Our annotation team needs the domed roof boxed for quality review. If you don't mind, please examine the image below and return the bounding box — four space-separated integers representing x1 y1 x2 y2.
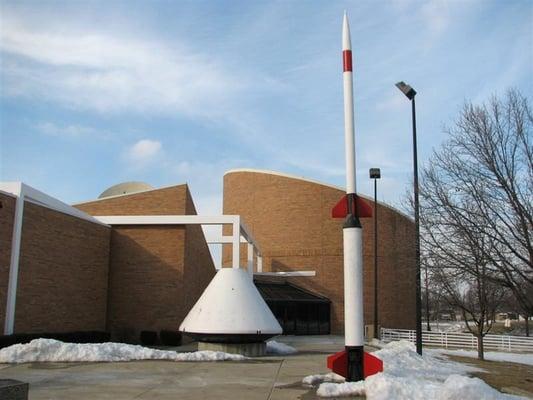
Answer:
98 181 154 199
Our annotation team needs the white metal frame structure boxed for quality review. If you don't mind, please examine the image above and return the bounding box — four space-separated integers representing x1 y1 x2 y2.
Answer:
95 215 316 278
94 215 262 274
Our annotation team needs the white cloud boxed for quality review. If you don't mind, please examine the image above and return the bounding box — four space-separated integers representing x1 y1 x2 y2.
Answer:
125 139 162 164
420 0 451 37
36 121 105 138
0 13 255 119
375 90 406 112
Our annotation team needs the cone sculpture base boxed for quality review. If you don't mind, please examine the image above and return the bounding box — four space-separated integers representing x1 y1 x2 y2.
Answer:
198 341 267 357
186 332 276 344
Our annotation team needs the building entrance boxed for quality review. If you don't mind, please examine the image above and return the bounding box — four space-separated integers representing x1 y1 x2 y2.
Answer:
255 281 330 335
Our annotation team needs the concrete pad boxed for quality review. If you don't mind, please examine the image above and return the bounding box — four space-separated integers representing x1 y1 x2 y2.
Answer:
0 336 349 400
199 341 267 357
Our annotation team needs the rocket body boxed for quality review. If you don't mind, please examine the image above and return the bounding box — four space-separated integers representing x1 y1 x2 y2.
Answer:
327 12 383 382
342 14 356 195
342 12 365 382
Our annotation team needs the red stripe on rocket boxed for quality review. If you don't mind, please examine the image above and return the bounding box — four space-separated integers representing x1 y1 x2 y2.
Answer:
343 50 352 72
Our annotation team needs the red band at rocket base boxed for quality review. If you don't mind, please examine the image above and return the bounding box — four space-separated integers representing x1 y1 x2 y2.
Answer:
343 50 352 72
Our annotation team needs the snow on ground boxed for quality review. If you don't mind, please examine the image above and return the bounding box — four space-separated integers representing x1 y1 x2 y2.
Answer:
303 340 526 399
429 348 533 366
302 372 344 386
0 339 246 363
429 321 465 333
266 340 297 355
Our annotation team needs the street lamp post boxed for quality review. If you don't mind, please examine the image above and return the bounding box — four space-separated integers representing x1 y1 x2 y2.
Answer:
395 81 423 355
369 168 381 339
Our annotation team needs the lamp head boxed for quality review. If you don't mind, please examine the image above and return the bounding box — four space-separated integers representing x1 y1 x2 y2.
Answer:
369 168 381 179
395 81 416 100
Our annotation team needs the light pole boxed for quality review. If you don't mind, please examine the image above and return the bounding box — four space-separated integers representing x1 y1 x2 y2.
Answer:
395 81 422 355
425 262 431 331
369 168 381 339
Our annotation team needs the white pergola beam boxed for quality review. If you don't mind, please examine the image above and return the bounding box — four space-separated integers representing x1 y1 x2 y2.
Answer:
94 215 240 226
254 271 316 277
95 214 258 275
205 236 248 244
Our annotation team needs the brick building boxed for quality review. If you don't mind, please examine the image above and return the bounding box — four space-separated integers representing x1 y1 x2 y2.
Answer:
223 169 416 334
1 169 415 341
0 183 215 343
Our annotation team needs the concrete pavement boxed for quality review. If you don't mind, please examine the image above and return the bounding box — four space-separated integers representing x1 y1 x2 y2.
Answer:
0 336 358 400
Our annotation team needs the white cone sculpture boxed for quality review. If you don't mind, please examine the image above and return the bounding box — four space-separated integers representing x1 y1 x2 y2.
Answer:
179 268 282 343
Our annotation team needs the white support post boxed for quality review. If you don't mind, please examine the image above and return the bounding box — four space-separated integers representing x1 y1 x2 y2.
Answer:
247 242 254 277
5 186 25 335
232 216 240 269
257 256 263 273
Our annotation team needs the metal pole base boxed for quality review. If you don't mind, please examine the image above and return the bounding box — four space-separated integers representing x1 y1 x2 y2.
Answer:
345 345 364 382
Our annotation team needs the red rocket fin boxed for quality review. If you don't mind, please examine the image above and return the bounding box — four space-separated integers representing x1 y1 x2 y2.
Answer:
364 352 384 378
326 350 383 379
327 350 348 378
331 195 373 218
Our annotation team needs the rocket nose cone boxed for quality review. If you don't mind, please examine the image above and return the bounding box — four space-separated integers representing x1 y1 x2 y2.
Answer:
342 12 352 51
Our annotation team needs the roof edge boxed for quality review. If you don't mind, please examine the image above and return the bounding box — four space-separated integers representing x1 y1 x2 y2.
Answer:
224 168 412 222
73 183 189 205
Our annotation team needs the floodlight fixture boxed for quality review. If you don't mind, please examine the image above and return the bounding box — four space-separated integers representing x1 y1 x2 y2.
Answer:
395 81 417 100
369 168 381 179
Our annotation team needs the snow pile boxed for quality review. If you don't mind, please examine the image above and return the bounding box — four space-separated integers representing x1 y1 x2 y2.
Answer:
317 373 523 399
304 341 525 399
368 338 385 348
0 339 246 363
318 381 365 397
430 348 533 367
302 372 344 386
266 340 297 355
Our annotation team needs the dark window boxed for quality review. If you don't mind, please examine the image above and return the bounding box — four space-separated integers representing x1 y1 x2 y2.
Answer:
258 281 330 335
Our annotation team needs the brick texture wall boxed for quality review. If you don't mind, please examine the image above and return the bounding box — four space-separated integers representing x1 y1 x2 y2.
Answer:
222 171 416 334
0 193 16 331
76 184 216 342
15 201 110 334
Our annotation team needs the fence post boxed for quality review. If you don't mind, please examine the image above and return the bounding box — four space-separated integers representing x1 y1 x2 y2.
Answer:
508 336 511 351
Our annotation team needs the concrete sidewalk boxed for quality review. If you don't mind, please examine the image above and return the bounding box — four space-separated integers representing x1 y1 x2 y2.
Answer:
0 336 352 400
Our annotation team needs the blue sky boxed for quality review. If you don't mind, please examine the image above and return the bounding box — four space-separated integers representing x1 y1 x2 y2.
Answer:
1 0 531 215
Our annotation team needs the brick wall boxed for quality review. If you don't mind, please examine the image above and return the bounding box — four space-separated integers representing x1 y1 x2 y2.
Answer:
222 171 416 333
15 201 110 334
0 193 16 331
106 225 186 342
76 184 216 342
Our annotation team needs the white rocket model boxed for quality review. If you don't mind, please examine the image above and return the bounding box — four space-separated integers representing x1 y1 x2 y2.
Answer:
328 12 383 382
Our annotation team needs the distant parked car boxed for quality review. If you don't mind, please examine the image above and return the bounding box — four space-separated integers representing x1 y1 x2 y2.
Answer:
498 312 518 321
439 310 456 321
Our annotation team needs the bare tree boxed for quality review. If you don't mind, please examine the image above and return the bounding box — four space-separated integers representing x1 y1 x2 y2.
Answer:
420 89 532 337
420 186 506 359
